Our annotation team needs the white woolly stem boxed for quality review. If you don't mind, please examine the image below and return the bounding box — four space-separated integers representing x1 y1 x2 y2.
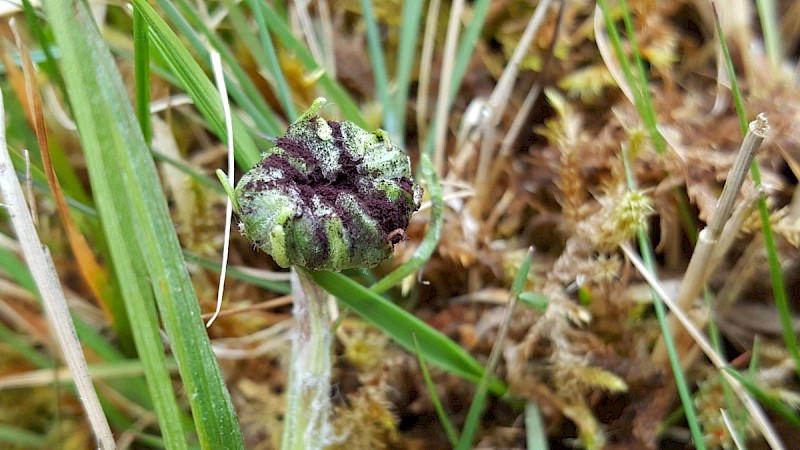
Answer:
281 267 333 450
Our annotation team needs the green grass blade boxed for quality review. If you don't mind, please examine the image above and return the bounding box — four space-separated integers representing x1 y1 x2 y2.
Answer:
456 249 532 450
755 0 781 71
359 0 395 139
159 0 281 136
144 0 278 143
258 2 366 126
616 0 665 153
370 154 442 294
245 0 297 119
596 0 665 154
525 402 548 450
0 424 47 448
133 0 260 168
310 270 505 394
20 0 67 98
44 1 243 448
183 252 291 294
621 148 706 449
420 0 492 158
394 0 424 146
133 8 152 143
723 368 800 429
713 7 799 379
412 333 460 447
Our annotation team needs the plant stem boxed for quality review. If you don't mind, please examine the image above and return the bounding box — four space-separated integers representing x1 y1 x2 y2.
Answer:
281 267 333 450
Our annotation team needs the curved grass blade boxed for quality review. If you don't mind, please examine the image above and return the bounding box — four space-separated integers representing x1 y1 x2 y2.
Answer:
258 2 366 127
394 0 424 146
161 0 281 134
370 154 442 294
183 252 291 294
132 0 261 169
245 0 297 119
310 270 505 395
45 1 243 447
713 5 798 379
412 333 459 447
359 0 395 138
419 0 492 158
723 367 800 429
456 248 532 450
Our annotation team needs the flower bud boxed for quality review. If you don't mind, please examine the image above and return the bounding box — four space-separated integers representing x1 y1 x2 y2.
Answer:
234 98 421 271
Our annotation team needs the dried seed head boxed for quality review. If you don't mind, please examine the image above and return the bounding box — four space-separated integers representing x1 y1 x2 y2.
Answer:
234 98 421 271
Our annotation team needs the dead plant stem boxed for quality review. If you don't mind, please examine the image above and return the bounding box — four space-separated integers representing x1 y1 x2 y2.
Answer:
652 113 768 364
0 90 115 449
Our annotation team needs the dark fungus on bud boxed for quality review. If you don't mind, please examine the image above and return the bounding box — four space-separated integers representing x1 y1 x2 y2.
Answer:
230 98 422 271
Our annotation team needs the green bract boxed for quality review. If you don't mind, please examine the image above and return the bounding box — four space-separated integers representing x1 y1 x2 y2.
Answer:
233 98 421 271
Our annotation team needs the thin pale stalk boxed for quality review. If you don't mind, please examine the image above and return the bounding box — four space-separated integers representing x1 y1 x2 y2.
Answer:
473 0 553 188
0 90 114 449
293 0 328 75
621 244 786 450
525 402 548 450
414 0 440 146
621 148 706 449
281 268 333 450
359 0 395 139
422 0 492 164
394 0 423 146
755 0 781 72
246 0 296 119
432 0 464 175
652 114 768 364
713 7 799 379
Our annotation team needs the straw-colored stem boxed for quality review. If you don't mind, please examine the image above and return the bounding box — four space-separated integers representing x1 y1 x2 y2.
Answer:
432 0 464 175
652 114 768 364
281 267 333 450
0 91 115 448
622 244 786 450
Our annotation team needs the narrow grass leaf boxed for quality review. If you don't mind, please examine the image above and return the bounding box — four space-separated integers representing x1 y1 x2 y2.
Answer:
44 1 242 447
15 36 129 348
755 0 781 71
596 0 665 154
394 0 424 145
310 270 504 394
244 0 297 119
412 333 460 447
159 0 281 136
723 367 800 429
133 8 152 142
713 6 798 378
370 154 442 294
457 249 533 450
616 0 665 153
20 0 66 98
258 2 366 126
183 252 291 294
525 402 548 450
359 0 395 138
621 148 707 449
133 0 261 168
0 424 46 448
